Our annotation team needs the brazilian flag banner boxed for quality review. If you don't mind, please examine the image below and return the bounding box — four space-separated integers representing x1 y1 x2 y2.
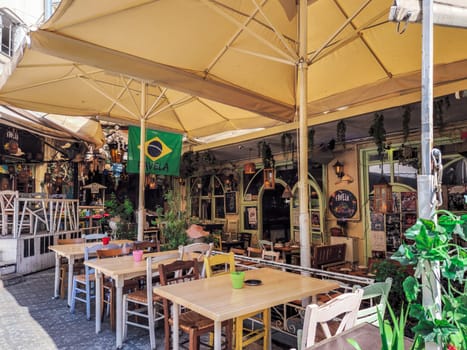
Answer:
127 126 182 176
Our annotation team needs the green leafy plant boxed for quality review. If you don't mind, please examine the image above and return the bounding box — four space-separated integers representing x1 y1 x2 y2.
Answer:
336 120 346 148
104 193 135 239
392 210 467 350
155 190 189 250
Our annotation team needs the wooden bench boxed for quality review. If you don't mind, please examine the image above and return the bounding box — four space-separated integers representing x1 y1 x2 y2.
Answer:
312 243 347 269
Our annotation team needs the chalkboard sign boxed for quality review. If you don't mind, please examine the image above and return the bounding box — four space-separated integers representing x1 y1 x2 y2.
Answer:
225 191 237 214
329 190 357 219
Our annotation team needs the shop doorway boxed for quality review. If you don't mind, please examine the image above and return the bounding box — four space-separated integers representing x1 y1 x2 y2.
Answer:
261 181 290 243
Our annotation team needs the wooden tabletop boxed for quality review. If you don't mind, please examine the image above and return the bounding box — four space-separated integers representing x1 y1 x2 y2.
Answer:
155 267 339 322
49 240 132 258
85 250 180 280
306 322 413 349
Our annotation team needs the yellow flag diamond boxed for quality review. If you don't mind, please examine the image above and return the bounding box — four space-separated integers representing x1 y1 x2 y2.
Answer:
143 136 172 161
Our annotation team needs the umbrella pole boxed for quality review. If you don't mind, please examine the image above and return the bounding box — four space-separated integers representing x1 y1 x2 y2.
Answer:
137 83 147 242
419 2 441 349
298 0 311 271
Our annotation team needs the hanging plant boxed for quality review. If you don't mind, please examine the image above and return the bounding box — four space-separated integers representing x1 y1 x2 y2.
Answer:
280 133 294 161
308 128 315 152
369 112 386 160
434 95 450 131
401 105 411 143
257 140 275 169
336 120 346 148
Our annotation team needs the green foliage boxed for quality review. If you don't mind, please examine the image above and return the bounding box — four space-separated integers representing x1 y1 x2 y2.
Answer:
104 193 134 222
369 112 386 160
392 210 467 350
155 190 189 250
257 140 275 169
336 120 346 148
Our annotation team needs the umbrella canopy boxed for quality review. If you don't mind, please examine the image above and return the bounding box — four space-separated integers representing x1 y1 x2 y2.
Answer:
17 0 467 127
0 48 283 141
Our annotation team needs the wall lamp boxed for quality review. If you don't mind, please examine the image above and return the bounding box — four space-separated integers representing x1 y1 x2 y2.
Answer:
333 160 345 179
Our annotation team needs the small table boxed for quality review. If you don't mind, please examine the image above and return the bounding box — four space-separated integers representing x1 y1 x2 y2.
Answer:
221 239 244 252
306 322 413 349
85 250 184 349
48 239 132 305
155 267 339 350
273 245 300 263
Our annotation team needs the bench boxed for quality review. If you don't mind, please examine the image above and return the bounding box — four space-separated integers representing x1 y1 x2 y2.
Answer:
312 243 347 269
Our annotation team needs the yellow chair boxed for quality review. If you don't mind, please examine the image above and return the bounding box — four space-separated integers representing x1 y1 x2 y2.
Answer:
204 253 270 350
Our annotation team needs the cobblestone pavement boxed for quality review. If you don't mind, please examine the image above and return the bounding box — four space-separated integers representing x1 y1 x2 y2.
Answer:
0 269 292 350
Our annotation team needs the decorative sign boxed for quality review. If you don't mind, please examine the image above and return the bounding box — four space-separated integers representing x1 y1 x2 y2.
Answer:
225 191 237 214
329 190 357 218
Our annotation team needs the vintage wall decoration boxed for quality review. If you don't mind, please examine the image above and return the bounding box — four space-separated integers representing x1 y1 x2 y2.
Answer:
329 189 358 219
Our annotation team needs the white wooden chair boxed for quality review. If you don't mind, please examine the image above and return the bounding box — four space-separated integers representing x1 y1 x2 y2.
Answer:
180 242 213 277
123 252 179 349
298 288 364 349
0 190 18 235
258 239 274 252
354 277 393 326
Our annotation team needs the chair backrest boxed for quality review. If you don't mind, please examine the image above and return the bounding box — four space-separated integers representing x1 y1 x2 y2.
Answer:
261 250 281 262
133 240 160 252
258 239 273 251
158 259 200 286
247 247 262 258
238 232 252 249
146 252 180 302
96 246 132 259
211 233 223 251
300 288 364 348
57 237 85 245
353 277 393 326
83 233 108 242
230 247 246 255
0 190 18 212
181 242 214 277
204 252 236 278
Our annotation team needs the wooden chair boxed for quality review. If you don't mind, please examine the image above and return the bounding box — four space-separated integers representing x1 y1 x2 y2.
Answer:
158 259 233 350
123 252 179 349
180 242 214 277
230 247 246 255
212 232 223 251
204 252 269 350
261 250 281 262
70 243 113 320
133 240 160 252
258 239 273 252
0 190 18 236
353 277 392 326
96 246 137 330
57 237 85 299
83 232 108 242
298 289 364 349
237 232 252 249
204 252 236 277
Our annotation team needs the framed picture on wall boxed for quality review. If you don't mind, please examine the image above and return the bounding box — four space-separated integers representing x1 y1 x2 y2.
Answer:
225 191 237 214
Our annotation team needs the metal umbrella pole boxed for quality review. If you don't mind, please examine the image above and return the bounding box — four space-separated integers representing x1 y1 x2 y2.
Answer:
419 1 441 349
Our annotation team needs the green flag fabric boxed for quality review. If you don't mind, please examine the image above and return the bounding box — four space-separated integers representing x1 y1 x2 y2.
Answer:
127 126 182 176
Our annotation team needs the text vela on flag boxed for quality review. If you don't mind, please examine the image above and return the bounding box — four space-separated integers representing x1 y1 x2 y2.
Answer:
127 126 182 176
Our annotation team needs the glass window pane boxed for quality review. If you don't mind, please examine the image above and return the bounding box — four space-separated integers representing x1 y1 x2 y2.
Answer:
214 197 225 218
369 163 390 192
394 163 418 188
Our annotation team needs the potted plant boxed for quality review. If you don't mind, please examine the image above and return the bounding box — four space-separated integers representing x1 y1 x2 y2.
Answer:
104 193 135 239
391 210 467 350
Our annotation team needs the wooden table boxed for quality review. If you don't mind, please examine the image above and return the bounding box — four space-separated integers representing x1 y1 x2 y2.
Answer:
306 322 413 349
48 239 132 305
155 267 339 350
85 250 181 349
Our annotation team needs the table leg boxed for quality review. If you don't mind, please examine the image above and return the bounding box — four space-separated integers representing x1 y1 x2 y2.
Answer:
53 253 60 299
67 256 75 306
214 320 222 350
266 308 271 350
115 277 124 349
95 270 102 334
172 302 180 350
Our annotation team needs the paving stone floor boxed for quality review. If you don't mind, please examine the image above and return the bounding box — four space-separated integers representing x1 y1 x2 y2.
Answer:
0 268 292 350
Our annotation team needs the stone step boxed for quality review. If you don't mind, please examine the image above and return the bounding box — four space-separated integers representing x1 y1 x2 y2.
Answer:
0 272 23 287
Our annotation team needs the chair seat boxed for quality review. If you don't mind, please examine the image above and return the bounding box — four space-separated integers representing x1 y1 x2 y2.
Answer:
173 310 215 331
126 289 162 304
75 274 96 283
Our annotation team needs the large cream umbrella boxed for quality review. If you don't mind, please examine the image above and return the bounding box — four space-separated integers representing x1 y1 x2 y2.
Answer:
1 0 467 273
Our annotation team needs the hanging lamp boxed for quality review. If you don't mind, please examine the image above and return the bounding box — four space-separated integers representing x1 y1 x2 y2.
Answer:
373 161 392 213
243 147 256 174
